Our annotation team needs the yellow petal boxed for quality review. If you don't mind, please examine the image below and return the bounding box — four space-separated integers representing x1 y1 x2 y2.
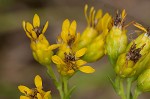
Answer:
89 6 94 25
44 91 51 99
84 4 89 26
79 66 95 73
121 9 127 21
61 31 68 43
33 14 40 27
22 21 27 32
103 14 111 29
23 21 32 39
47 44 60 50
20 96 30 99
95 9 103 20
42 21 49 34
75 48 87 58
69 20 76 36
102 13 110 29
76 60 87 67
18 85 31 94
133 22 147 33
91 10 96 27
26 22 33 32
31 31 37 39
74 32 80 44
37 93 42 99
62 19 70 32
34 75 43 89
61 19 70 43
52 55 65 65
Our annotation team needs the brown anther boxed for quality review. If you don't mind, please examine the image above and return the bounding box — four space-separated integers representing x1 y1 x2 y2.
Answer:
64 52 76 62
126 42 145 63
33 26 42 37
113 10 124 28
29 88 39 99
64 52 77 71
67 35 75 47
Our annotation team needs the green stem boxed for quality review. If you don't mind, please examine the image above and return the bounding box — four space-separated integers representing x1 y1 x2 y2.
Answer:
126 78 133 99
120 79 126 99
133 88 141 99
62 76 69 99
46 65 58 85
46 65 64 99
115 76 126 99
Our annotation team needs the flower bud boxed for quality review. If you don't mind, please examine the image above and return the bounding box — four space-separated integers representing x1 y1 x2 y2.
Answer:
137 69 150 92
115 43 150 78
82 29 108 62
78 4 112 49
126 23 150 55
106 10 128 66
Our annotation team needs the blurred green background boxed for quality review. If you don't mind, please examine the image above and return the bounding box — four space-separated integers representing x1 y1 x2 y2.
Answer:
0 0 150 99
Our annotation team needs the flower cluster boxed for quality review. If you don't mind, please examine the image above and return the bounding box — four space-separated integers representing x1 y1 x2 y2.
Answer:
19 4 150 99
18 75 51 99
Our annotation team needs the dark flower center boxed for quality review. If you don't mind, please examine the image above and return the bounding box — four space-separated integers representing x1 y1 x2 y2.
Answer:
126 43 145 63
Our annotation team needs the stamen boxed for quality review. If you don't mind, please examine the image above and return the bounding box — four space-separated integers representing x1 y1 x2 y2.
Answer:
126 43 145 63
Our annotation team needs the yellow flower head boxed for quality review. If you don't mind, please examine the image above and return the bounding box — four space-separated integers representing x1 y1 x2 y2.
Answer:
126 22 150 55
105 9 128 66
23 14 59 65
115 42 150 78
23 14 48 41
18 75 51 99
52 48 95 76
78 4 111 49
84 4 111 31
58 19 80 48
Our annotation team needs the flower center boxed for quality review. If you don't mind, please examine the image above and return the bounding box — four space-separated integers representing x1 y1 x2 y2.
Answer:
114 10 124 28
67 34 75 47
33 26 42 37
24 88 39 99
126 43 145 63
64 52 78 71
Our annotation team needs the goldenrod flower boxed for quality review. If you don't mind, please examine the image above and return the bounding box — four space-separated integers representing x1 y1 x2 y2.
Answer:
23 14 59 65
57 19 80 59
77 4 111 62
106 9 128 66
115 23 150 78
18 75 51 99
52 48 95 76
78 4 111 49
58 19 80 48
115 43 150 78
82 29 108 62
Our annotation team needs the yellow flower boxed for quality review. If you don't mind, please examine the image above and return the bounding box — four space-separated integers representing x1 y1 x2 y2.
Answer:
115 43 150 78
52 48 95 76
57 19 80 59
18 75 51 99
78 4 112 49
82 29 108 62
106 9 128 66
58 19 80 48
23 14 59 65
